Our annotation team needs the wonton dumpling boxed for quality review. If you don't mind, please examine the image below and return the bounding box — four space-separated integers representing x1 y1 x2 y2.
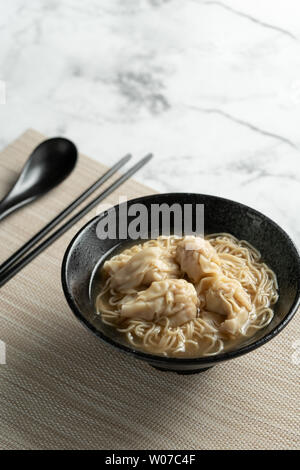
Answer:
107 247 180 292
120 279 199 327
198 276 252 335
220 310 249 336
176 236 221 283
102 252 132 276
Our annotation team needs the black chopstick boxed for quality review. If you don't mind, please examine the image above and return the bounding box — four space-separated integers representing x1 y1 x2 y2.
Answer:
0 153 153 288
0 154 131 275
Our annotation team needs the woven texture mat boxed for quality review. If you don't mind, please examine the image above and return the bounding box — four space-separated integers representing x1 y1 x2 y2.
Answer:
0 130 299 450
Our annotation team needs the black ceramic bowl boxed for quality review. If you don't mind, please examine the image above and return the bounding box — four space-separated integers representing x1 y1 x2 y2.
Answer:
61 193 300 374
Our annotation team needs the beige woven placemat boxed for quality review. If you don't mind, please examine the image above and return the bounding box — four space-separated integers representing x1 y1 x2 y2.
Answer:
0 129 299 450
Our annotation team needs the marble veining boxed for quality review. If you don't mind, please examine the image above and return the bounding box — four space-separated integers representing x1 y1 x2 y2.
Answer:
0 0 300 246
201 1 298 40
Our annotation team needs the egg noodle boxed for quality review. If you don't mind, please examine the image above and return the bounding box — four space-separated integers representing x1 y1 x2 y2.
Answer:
96 234 278 357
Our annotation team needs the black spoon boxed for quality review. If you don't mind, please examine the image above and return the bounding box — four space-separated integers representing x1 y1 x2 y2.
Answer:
0 137 77 222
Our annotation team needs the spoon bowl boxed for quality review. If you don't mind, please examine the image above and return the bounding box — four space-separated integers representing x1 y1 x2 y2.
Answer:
0 137 77 221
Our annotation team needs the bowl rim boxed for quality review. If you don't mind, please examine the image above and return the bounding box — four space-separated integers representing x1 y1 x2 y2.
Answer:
61 192 300 366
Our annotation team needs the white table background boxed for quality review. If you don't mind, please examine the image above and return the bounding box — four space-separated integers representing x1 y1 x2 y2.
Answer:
0 0 300 245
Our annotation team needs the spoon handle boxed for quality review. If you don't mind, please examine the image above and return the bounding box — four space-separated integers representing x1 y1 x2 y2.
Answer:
0 198 15 222
0 196 31 223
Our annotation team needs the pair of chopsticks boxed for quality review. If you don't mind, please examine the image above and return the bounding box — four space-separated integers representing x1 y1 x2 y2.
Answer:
0 153 152 288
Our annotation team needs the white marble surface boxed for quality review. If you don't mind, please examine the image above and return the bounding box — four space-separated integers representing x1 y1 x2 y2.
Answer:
0 0 300 244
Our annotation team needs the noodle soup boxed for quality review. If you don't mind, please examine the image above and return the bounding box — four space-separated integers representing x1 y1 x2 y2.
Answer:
95 234 278 358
